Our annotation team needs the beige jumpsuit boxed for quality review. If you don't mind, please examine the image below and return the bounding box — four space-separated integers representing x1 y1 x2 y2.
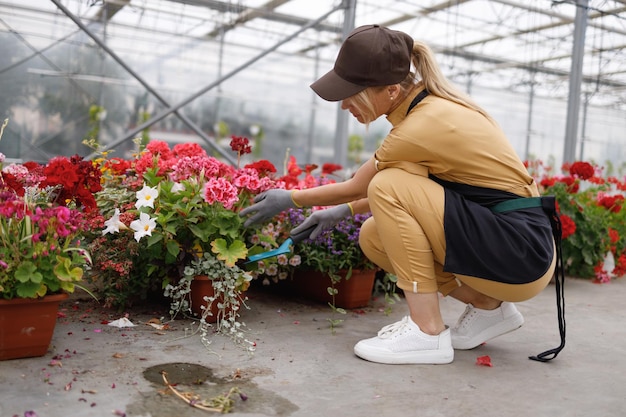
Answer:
359 89 555 301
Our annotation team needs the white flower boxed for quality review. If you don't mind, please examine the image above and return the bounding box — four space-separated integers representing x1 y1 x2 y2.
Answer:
102 208 127 235
135 184 159 209
171 182 185 193
130 212 157 242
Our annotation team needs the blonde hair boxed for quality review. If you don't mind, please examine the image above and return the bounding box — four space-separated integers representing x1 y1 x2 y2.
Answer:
350 40 494 125
348 88 383 125
410 40 493 121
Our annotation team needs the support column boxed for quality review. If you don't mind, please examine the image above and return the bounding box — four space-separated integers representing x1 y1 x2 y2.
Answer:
563 0 589 164
333 0 356 167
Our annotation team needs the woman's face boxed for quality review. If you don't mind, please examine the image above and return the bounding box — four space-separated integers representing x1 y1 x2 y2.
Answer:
340 87 395 124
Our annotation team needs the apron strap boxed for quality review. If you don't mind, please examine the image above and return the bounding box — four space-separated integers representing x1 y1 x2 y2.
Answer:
529 196 567 362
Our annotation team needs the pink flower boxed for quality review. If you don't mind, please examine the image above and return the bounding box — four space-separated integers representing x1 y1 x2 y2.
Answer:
203 177 239 209
233 169 261 191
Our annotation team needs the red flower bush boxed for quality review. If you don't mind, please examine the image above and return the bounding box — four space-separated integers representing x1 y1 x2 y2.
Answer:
537 160 626 282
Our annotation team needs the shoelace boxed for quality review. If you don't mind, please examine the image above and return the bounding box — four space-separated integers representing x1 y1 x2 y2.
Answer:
377 316 410 339
453 304 476 330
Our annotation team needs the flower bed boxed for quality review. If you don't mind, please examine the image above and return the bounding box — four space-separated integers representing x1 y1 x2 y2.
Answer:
530 159 626 283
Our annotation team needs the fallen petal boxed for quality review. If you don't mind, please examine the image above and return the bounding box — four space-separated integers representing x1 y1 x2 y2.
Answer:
476 355 493 367
107 318 136 328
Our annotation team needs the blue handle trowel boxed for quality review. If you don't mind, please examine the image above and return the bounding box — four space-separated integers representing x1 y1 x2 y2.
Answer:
246 226 315 264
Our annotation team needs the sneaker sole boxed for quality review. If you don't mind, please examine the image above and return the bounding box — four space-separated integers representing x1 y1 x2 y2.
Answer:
452 313 524 350
354 345 454 365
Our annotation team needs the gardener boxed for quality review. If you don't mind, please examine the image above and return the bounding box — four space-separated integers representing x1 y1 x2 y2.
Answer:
241 24 564 365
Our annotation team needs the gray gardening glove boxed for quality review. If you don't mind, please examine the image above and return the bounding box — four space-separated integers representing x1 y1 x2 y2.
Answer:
240 189 297 227
291 204 352 240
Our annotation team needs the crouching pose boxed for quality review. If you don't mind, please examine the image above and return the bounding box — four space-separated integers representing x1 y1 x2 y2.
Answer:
241 24 564 365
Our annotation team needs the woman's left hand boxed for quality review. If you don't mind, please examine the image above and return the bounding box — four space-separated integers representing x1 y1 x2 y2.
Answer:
291 204 352 240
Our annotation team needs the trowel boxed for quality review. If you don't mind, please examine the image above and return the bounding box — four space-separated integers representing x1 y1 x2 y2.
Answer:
246 226 315 264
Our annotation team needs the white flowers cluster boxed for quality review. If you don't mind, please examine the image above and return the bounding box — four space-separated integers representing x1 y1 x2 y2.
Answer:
102 184 162 242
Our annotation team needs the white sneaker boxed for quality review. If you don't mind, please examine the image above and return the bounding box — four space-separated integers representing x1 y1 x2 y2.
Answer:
354 316 454 364
451 302 524 350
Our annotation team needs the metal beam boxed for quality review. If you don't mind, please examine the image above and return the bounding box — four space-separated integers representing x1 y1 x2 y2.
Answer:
166 0 341 37
50 0 238 165
433 44 626 89
82 3 345 160
93 0 130 21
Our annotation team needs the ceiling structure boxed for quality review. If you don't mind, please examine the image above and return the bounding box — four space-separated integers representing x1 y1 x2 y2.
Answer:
3 0 625 101
0 0 625 165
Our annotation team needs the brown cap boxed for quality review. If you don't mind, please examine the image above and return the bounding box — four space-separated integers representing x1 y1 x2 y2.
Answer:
310 25 414 102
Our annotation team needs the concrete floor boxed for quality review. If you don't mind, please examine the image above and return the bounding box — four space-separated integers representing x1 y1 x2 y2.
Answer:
1 276 625 417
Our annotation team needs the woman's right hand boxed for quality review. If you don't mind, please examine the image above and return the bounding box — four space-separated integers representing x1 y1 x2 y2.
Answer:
239 189 297 227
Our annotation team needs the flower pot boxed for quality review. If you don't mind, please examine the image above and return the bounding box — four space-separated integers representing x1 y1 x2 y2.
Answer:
0 293 68 361
287 269 376 309
189 275 221 323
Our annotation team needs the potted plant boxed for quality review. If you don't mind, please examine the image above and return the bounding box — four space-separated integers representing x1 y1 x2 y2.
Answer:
244 156 378 321
285 206 377 311
84 138 278 308
0 120 100 359
166 250 255 352
84 137 279 349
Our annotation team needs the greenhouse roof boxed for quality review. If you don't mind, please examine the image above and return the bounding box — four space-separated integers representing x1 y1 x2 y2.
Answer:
2 0 625 108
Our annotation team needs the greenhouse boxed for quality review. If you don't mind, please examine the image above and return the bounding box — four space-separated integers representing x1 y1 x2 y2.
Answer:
2 2 626 416
1 0 625 171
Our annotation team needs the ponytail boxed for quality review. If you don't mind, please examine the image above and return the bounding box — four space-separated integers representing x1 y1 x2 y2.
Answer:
409 41 494 122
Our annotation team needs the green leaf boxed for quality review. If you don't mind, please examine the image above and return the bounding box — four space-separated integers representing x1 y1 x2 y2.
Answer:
53 255 84 282
16 281 46 298
15 262 42 284
210 238 248 268
166 240 180 257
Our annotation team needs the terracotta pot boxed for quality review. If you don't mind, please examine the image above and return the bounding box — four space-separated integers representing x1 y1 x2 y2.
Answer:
286 269 376 309
0 293 68 361
189 275 220 322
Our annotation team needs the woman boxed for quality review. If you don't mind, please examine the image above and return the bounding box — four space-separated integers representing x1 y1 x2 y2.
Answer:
241 24 563 365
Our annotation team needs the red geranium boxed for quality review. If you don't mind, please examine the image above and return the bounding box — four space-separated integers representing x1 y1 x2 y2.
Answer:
0 172 24 196
557 176 579 193
104 157 132 175
244 160 276 176
173 142 205 158
322 163 343 176
560 214 576 239
229 135 252 155
569 161 595 180
597 194 624 213
41 155 102 211
540 177 556 188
